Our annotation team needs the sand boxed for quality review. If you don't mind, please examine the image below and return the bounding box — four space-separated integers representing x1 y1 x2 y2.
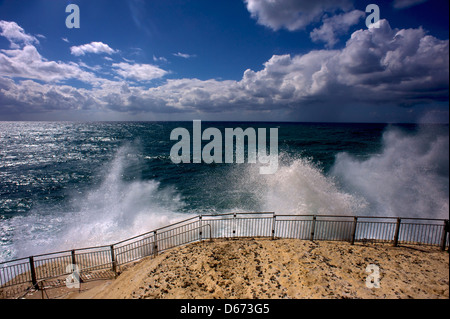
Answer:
50 238 448 299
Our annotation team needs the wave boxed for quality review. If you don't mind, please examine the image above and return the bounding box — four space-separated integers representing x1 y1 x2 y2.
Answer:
331 125 449 219
4 144 191 260
259 155 367 215
3 124 447 261
226 125 448 221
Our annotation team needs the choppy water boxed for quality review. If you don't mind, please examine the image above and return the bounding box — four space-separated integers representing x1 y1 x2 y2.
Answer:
0 121 448 261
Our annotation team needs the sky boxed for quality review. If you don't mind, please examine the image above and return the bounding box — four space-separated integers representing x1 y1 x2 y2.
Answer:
0 0 448 122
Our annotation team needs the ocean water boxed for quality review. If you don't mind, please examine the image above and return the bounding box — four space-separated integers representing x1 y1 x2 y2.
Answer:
0 121 448 262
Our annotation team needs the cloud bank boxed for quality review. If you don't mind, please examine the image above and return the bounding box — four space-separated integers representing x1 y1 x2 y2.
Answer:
0 18 448 120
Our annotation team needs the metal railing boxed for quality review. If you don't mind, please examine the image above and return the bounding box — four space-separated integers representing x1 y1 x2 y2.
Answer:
1 212 448 297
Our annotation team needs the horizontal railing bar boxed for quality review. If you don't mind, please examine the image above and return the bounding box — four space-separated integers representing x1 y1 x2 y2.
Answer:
354 216 447 221
156 227 199 240
114 223 210 258
234 217 272 220
78 262 114 274
201 213 235 217
275 215 447 222
303 214 354 218
157 224 212 254
203 217 272 221
158 224 211 242
152 215 200 233
274 214 355 219
0 257 30 266
274 214 315 217
112 231 156 247
113 235 155 249
113 215 199 246
201 212 275 217
20 244 112 261
395 219 447 223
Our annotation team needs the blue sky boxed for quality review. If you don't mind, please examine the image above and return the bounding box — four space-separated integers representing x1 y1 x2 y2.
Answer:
0 0 448 122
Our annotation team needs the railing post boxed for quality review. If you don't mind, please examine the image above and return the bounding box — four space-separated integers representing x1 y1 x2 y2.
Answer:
393 218 401 247
310 215 316 241
71 249 77 266
199 215 203 242
232 213 236 238
440 220 449 251
207 224 213 242
70 249 83 283
110 245 117 276
351 217 358 245
29 256 38 290
153 231 158 257
271 213 276 240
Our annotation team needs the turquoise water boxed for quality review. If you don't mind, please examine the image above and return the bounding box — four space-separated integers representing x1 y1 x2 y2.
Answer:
0 122 448 261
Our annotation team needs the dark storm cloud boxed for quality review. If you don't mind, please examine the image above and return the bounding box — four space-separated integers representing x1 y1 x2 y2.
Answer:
0 18 448 121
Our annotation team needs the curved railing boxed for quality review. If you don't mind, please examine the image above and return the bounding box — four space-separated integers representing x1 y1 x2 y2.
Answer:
1 212 448 297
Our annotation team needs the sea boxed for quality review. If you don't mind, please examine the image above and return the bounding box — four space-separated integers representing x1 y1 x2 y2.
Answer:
0 121 448 262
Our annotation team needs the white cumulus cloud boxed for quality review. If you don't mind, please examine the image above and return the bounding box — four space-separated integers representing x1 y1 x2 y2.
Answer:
244 0 353 31
0 45 101 84
112 62 168 81
0 20 39 48
70 41 118 56
310 10 365 47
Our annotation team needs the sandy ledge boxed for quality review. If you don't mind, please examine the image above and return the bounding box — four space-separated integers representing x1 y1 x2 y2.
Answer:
21 238 450 299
